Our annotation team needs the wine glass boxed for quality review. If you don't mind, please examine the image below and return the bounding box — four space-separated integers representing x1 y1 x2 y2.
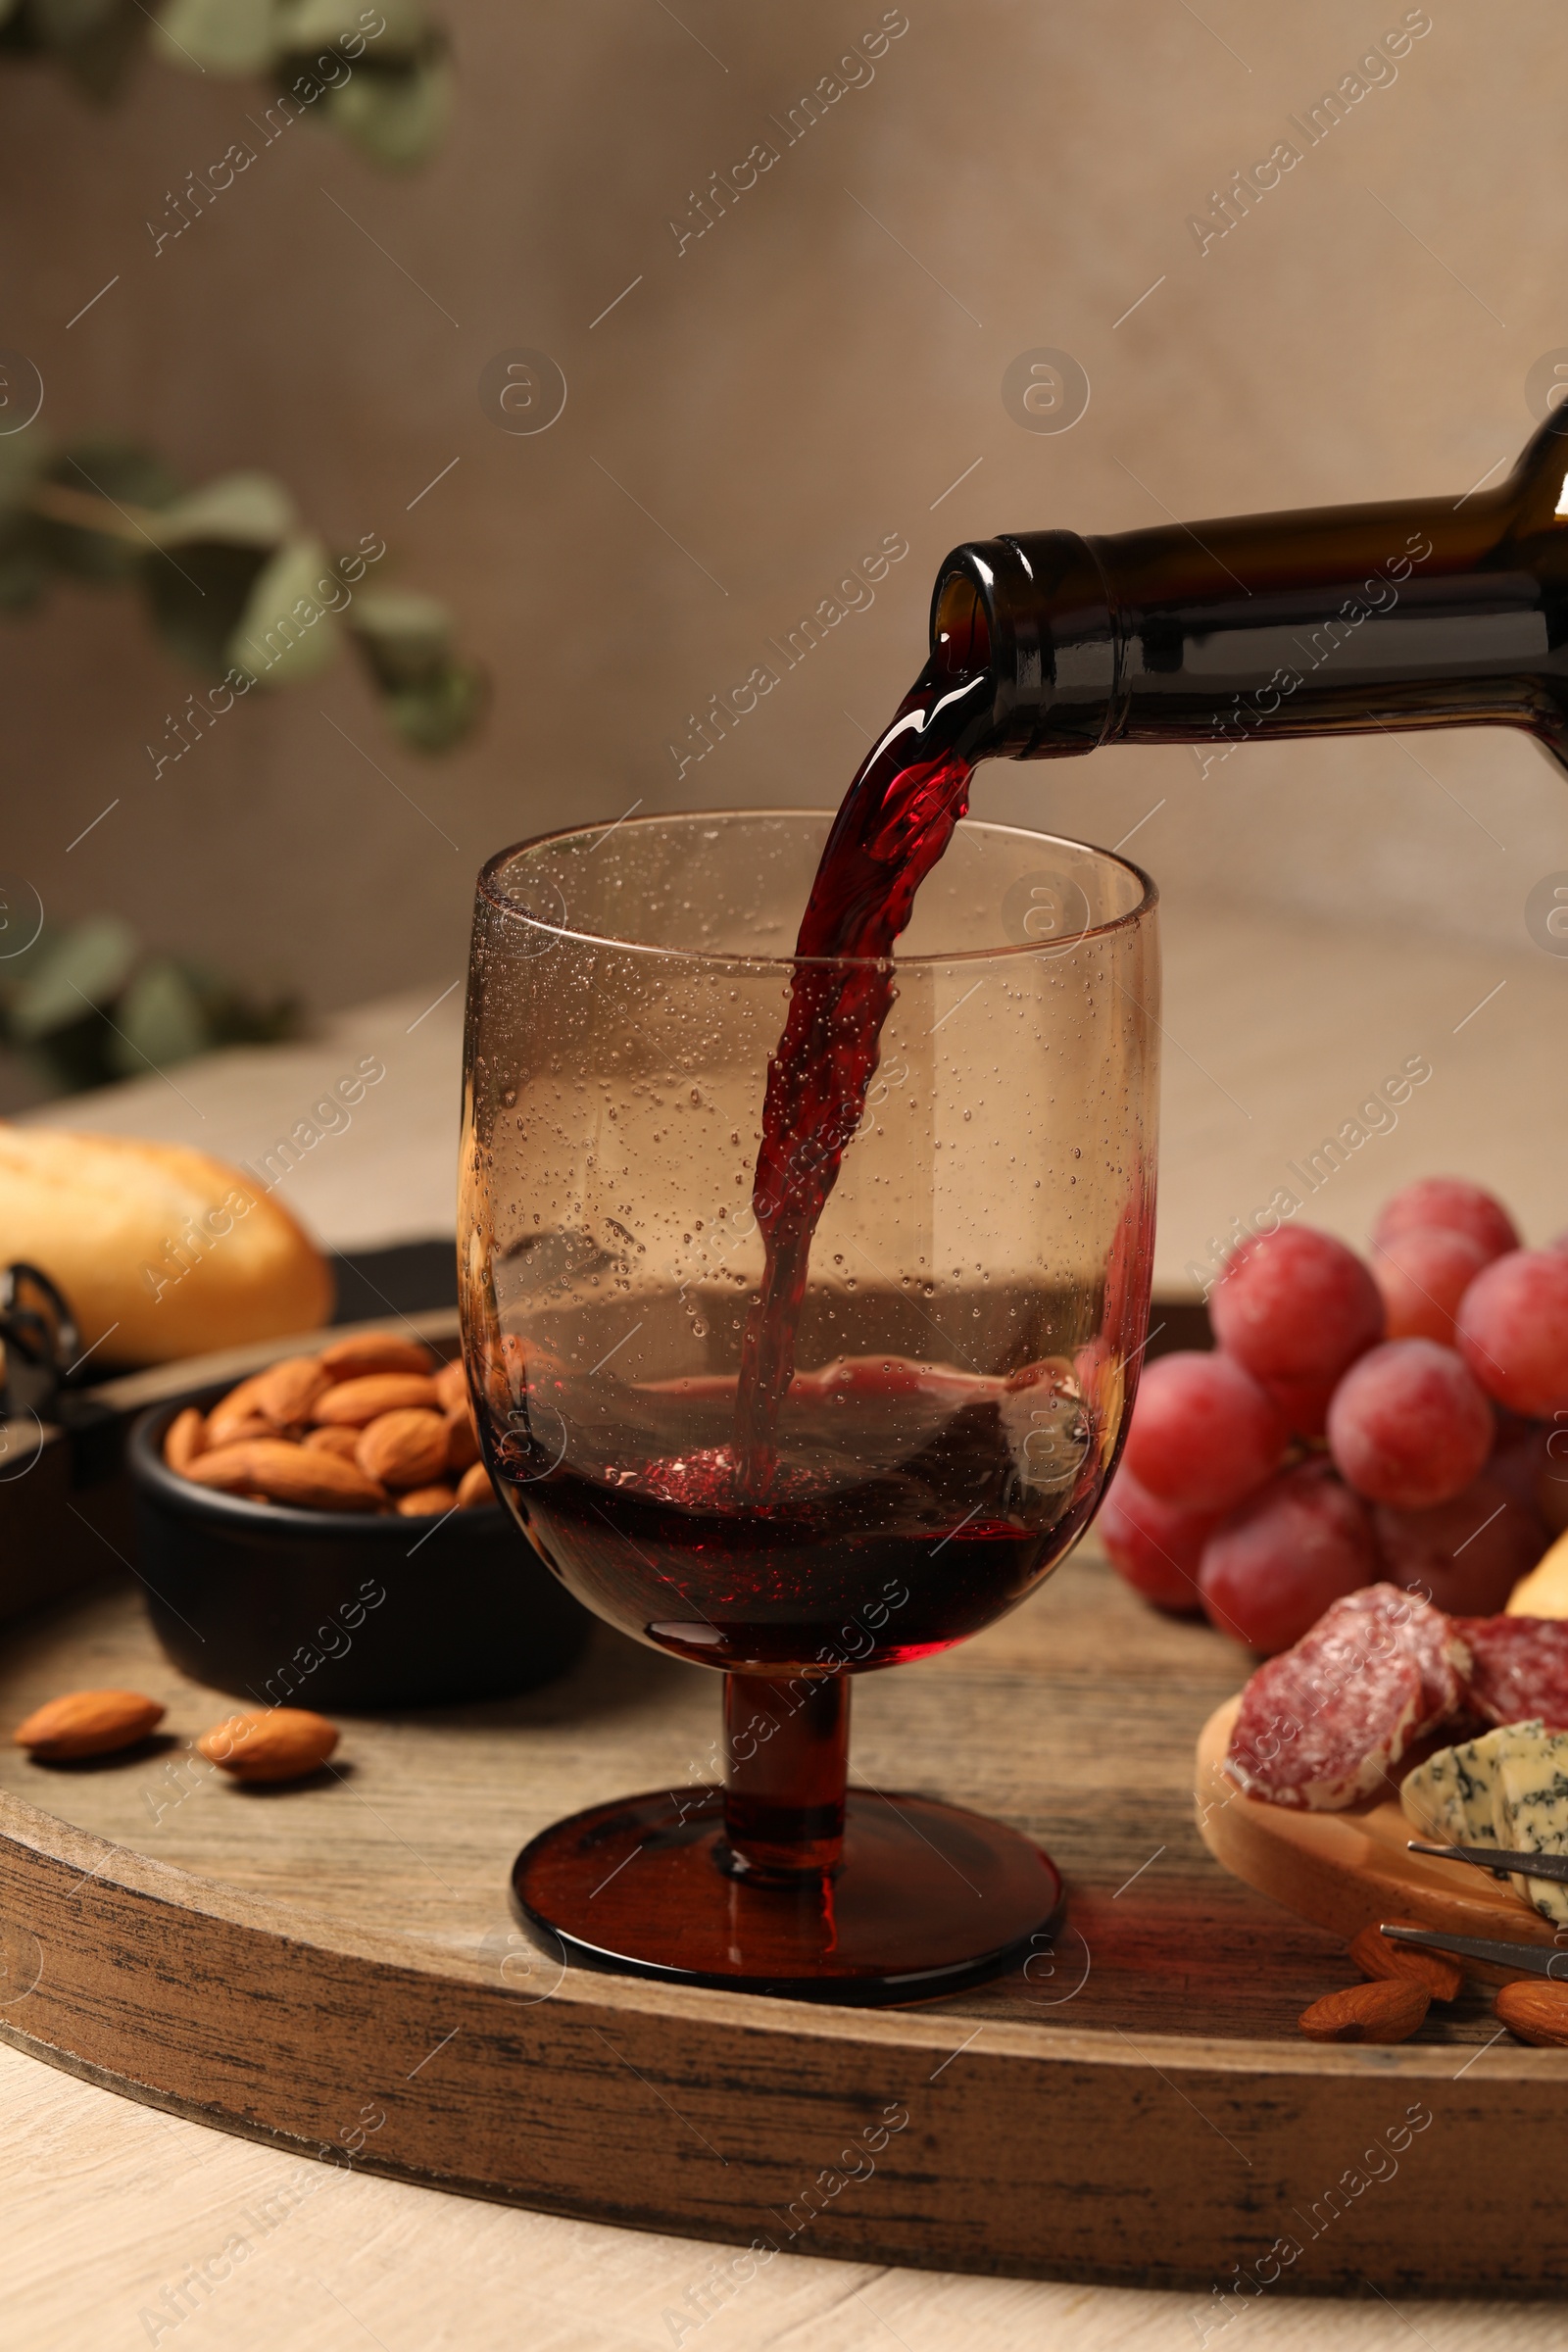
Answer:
461 809 1158 2002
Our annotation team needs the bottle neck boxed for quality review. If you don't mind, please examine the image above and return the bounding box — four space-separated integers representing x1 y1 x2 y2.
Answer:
932 414 1568 774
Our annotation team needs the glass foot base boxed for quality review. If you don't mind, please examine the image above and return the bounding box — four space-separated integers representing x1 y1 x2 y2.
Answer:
511 1786 1064 2005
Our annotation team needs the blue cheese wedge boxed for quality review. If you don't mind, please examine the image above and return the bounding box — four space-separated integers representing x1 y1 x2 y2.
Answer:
1491 1728 1568 1927
1400 1722 1542 1845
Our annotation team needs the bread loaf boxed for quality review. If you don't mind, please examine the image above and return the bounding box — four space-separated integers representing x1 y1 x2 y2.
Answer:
0 1125 332 1366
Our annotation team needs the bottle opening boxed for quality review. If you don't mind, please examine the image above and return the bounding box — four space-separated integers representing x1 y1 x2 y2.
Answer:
932 571 991 680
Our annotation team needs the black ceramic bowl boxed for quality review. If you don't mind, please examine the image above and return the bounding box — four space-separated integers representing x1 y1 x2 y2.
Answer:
129 1388 590 1711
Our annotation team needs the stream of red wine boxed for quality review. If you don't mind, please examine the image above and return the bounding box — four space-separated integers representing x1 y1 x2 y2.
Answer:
733 638 1000 1491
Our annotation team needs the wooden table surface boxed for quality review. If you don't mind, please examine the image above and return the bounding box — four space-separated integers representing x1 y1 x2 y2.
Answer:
9 897 1568 2347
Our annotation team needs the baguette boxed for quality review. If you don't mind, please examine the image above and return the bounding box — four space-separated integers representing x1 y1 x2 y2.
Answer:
0 1124 332 1366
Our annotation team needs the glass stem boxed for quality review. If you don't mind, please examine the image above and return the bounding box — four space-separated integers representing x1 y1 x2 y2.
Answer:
721 1670 850 1880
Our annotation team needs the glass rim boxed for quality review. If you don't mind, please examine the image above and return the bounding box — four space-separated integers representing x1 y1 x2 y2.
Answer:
474 808 1158 970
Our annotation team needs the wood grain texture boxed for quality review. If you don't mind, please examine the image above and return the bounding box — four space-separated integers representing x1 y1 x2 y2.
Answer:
3 1561 1567 2295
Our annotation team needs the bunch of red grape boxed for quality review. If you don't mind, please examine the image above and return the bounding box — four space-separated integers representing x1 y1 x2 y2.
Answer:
1102 1179 1568 1651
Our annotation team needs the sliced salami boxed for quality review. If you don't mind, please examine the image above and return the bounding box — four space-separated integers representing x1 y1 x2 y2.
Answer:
1453 1615 1568 1730
1226 1584 1461 1810
1331 1584 1469 1735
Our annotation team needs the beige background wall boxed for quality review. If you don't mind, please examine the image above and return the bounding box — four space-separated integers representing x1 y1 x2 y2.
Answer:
4 0 1567 1016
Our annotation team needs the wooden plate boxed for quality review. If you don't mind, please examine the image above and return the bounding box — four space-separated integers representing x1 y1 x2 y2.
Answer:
4 1561 1568 2294
1196 1694 1560 1975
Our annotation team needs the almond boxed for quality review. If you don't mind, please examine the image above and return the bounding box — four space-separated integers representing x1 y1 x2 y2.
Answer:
15 1689 166 1760
444 1400 480 1475
185 1443 272 1494
433 1358 468 1412
163 1406 208 1474
319 1333 437 1381
457 1459 497 1510
206 1373 274 1446
186 1440 384 1511
250 1353 331 1429
357 1407 448 1490
1298 1979 1430 2043
313 1372 439 1427
197 1707 338 1784
244 1440 386 1512
303 1424 363 1460
1494 1979 1568 2047
396 1483 458 1517
1348 1923 1463 2003
216 1414 275 1446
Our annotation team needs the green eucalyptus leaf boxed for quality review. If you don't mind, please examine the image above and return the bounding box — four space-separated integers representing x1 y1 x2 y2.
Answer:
142 540 270 673
226 534 340 684
39 442 182 581
180 961 301 1047
151 0 273 74
382 660 486 752
108 956 210 1074
0 908 53 1003
7 914 139 1041
321 51 451 167
153 469 295 550
346 585 451 685
282 0 432 54
53 439 181 511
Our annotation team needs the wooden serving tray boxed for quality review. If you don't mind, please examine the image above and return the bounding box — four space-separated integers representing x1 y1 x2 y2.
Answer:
1197 1694 1562 1973
3 1560 1568 2294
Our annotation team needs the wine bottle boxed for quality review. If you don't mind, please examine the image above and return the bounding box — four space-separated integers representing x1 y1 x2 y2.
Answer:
931 412 1568 772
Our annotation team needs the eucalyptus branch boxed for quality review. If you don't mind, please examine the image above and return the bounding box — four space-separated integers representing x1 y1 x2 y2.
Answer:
2 440 486 754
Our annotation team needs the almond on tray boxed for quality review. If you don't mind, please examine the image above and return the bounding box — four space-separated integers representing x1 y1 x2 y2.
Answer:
197 1706 339 1784
14 1689 166 1759
162 1340 489 1517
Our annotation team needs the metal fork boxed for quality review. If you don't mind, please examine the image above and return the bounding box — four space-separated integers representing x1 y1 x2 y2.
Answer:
1381 1923 1568 1981
1406 1838 1568 1886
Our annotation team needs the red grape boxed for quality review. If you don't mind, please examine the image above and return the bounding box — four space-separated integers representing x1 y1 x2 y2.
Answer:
1098 1470 1214 1613
1490 1411 1543 1506
1487 1416 1568 1537
1457 1250 1568 1418
1209 1227 1384 1437
1326 1339 1494 1509
1120 1349 1287 1513
1373 1177 1519 1263
1198 1460 1377 1653
1373 1226 1490 1346
1373 1469 1546 1615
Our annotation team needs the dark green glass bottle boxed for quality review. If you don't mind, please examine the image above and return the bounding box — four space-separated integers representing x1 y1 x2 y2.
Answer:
931 413 1568 772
